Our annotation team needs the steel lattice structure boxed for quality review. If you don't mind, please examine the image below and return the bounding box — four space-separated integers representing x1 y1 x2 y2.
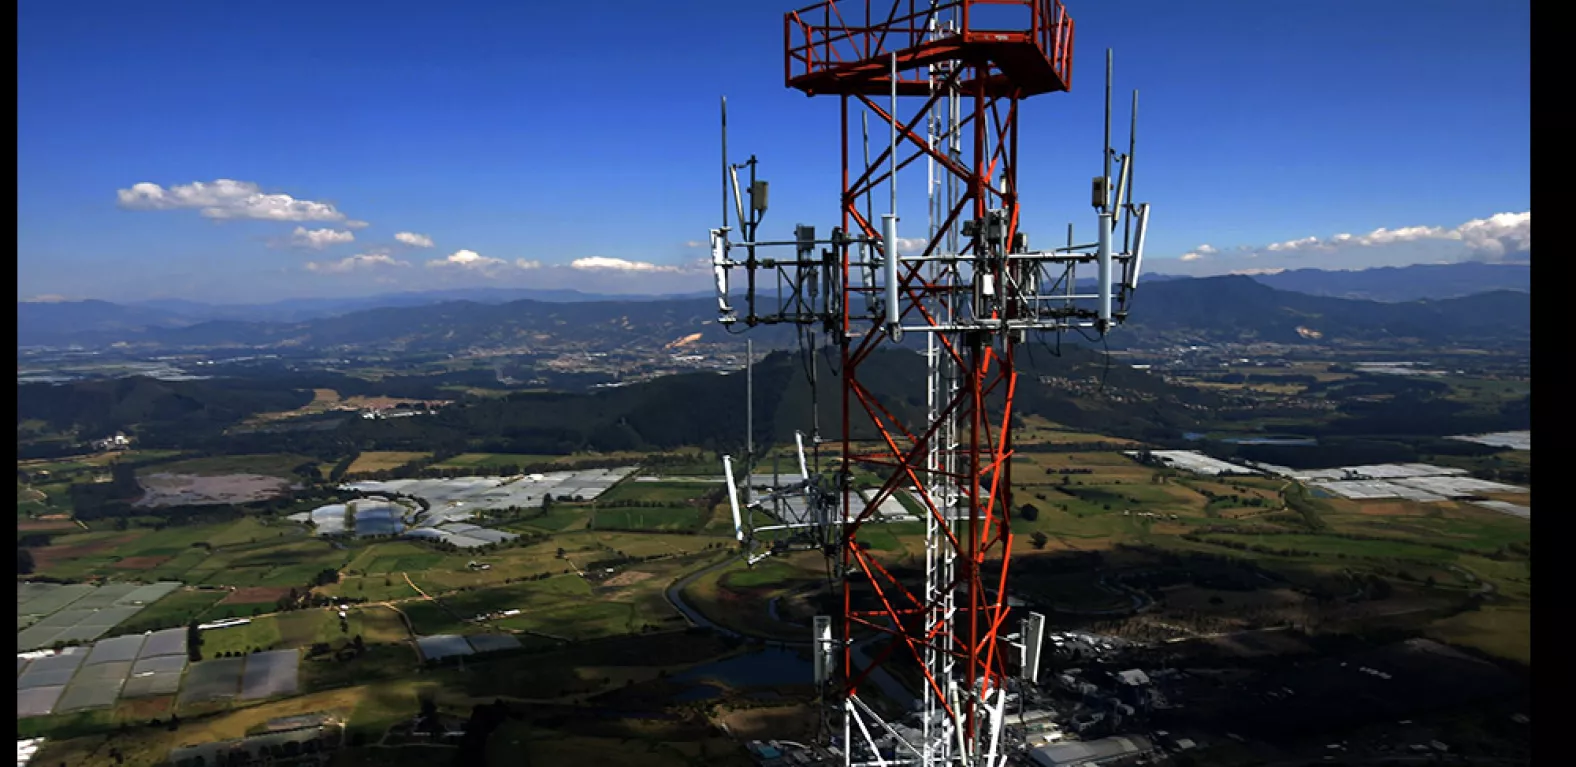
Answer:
710 2 1150 764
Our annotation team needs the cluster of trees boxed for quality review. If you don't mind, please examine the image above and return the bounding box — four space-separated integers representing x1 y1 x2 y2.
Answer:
17 376 314 447
1179 533 1322 559
170 732 336 766
307 634 366 660
596 498 692 509
272 586 346 613
327 453 358 482
186 622 203 662
1198 489 1270 509
1280 484 1329 530
410 530 544 556
451 699 514 765
1017 441 1137 454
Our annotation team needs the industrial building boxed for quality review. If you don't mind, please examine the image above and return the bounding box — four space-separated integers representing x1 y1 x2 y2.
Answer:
1126 450 1259 476
1027 735 1154 767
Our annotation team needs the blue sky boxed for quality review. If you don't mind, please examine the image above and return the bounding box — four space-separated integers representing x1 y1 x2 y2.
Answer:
18 0 1529 302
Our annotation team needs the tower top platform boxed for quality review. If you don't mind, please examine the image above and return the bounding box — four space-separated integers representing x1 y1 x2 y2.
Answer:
785 0 1074 97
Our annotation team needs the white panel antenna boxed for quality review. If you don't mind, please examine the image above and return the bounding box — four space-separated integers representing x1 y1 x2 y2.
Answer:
711 228 733 318
813 615 834 685
1021 611 1046 684
722 455 745 542
1127 202 1149 290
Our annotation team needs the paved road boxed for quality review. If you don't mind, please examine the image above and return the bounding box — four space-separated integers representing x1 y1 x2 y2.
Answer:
663 555 751 640
663 554 915 707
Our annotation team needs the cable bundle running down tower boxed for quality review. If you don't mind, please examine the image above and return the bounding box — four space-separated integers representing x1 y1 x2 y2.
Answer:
710 2 1150 765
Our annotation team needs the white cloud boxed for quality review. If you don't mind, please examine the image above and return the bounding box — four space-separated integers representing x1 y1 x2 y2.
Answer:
1163 211 1531 276
395 232 435 248
570 256 683 273
287 227 355 250
515 259 542 269
1258 212 1529 260
21 294 73 303
116 179 353 223
428 249 508 269
344 220 371 230
893 236 930 254
1455 211 1531 260
305 254 409 274
1265 235 1323 252
683 240 707 248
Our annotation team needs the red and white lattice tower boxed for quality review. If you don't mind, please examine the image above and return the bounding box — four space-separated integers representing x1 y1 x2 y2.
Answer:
711 2 1150 764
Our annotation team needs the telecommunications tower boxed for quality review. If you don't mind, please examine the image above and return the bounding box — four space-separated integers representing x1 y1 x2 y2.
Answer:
711 2 1150 764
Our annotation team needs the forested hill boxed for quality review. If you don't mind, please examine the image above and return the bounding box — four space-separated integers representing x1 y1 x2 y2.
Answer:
18 346 1218 459
1107 276 1528 348
19 276 1529 350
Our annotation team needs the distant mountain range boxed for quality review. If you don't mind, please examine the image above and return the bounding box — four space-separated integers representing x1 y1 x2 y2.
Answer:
1120 262 1528 302
127 287 713 324
17 271 1529 351
1230 261 1528 302
1108 275 1527 348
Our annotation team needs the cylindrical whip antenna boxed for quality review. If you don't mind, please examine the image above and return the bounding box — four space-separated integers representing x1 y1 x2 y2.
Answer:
745 338 753 505
886 51 901 337
1098 212 1113 328
721 97 729 230
1125 89 1138 253
890 51 899 216
864 111 876 312
1103 49 1113 211
863 111 874 225
1066 223 1075 303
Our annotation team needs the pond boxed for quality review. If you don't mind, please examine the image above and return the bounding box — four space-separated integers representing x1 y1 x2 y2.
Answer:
1183 432 1318 446
676 646 813 690
1223 437 1318 446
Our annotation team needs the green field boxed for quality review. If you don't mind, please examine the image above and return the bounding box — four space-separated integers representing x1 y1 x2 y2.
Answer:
354 605 414 644
345 541 448 574
1196 532 1462 563
721 559 801 589
595 480 711 506
18 449 184 477
1427 605 1531 665
345 451 430 475
150 453 317 478
181 538 352 588
431 453 568 470
199 609 369 656
320 574 422 602
594 506 705 532
508 504 592 533
109 588 229 634
13 420 1537 765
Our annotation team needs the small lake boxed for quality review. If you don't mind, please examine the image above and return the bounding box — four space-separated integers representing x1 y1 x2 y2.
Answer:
1223 437 1318 446
676 646 813 690
1182 432 1317 446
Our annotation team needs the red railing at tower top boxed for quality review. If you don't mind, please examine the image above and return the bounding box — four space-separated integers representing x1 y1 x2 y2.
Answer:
785 0 1073 97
